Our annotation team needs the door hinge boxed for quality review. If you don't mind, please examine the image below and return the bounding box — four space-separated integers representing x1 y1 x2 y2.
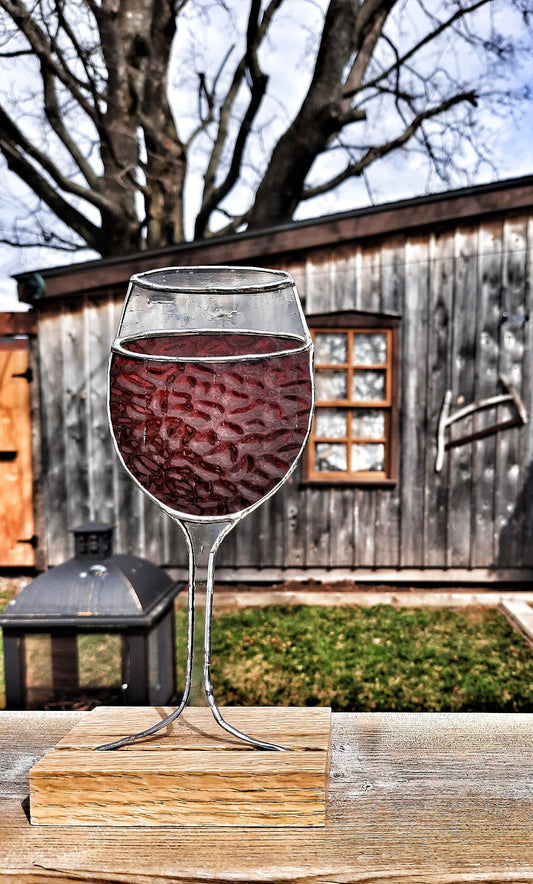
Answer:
18 535 38 549
12 367 33 383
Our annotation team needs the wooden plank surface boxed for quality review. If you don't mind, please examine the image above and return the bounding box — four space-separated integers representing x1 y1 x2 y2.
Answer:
1 711 532 882
496 218 529 567
30 707 331 827
424 230 454 568
399 238 429 567
61 301 91 531
55 705 332 751
447 226 478 568
374 238 403 569
0 312 37 335
30 751 328 828
471 221 502 567
38 307 71 564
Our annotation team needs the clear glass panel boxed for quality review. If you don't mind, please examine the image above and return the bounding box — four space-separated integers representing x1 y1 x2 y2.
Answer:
24 633 53 710
314 333 347 364
316 370 347 400
315 407 347 438
78 634 122 688
352 370 386 401
351 408 386 438
315 442 347 472
353 332 387 365
351 443 385 472
24 634 52 689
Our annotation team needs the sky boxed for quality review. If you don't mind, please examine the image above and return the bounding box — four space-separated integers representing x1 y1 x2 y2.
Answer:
0 0 532 312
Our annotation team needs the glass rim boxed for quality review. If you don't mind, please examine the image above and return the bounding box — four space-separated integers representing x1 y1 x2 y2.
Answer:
129 265 295 294
111 330 313 363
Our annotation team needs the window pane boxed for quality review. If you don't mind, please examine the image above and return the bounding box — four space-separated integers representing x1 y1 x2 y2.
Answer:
315 408 347 438
351 409 385 438
315 442 347 472
352 370 385 401
353 333 387 365
351 443 385 472
316 370 347 400
314 333 347 364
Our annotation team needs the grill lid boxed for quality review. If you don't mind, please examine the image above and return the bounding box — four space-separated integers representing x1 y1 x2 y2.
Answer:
0 522 180 628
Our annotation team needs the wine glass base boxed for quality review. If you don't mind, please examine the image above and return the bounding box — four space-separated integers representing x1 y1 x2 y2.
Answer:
95 700 288 752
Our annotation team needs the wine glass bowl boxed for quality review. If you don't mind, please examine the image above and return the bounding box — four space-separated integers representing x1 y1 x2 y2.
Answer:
99 267 314 751
109 266 313 523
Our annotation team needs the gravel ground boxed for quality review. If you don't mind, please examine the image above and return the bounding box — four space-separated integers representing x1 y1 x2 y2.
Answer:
0 576 32 596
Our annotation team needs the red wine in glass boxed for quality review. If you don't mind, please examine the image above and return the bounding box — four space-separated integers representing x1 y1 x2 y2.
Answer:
109 332 313 519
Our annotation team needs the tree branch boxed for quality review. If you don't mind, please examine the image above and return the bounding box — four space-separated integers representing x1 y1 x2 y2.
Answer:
358 0 493 97
204 206 252 238
194 0 275 237
0 47 33 56
185 44 235 149
54 0 104 121
0 105 109 210
40 67 102 191
0 138 104 249
0 0 98 121
341 0 396 119
247 0 367 228
301 90 478 200
0 217 88 250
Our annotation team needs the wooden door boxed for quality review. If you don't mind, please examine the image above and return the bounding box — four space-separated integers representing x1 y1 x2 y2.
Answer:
0 341 35 566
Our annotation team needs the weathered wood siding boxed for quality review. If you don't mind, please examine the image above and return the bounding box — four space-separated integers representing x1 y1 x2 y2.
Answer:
30 197 533 579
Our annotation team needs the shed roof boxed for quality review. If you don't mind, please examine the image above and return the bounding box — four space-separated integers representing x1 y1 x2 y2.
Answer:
0 554 179 627
14 174 533 306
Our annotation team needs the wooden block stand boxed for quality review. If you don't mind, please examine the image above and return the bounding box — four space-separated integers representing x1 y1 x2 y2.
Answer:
30 706 331 827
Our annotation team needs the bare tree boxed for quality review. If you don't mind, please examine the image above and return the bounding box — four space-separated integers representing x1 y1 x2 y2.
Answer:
0 0 530 258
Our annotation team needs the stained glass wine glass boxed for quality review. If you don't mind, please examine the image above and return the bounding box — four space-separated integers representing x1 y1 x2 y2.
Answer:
97 266 314 751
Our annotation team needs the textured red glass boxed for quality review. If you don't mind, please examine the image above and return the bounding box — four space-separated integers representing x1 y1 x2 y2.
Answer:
110 333 312 516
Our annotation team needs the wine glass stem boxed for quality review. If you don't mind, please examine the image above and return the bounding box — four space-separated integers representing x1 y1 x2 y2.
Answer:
181 519 233 709
95 516 287 751
182 519 288 752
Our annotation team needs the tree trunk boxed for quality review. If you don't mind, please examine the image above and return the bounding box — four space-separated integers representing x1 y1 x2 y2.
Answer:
93 0 143 255
94 0 187 255
141 2 187 248
247 0 393 230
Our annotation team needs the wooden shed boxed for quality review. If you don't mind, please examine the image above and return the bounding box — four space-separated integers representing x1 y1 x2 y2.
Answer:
9 175 533 584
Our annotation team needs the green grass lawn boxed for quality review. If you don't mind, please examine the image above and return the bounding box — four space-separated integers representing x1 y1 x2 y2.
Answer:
1 585 532 712
178 603 533 713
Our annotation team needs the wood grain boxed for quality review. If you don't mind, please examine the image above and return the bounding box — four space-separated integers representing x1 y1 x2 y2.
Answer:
500 599 533 649
30 707 331 827
28 188 533 578
1 711 532 882
55 705 331 751
0 345 35 566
